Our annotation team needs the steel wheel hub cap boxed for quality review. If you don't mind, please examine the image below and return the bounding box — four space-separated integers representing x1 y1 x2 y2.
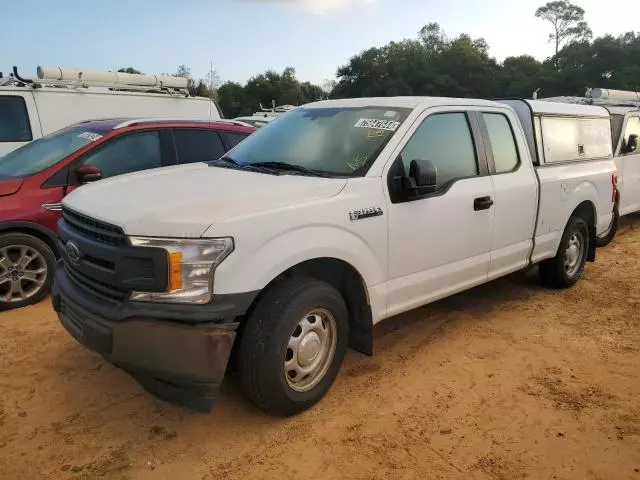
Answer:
284 308 338 393
298 332 321 366
564 233 584 277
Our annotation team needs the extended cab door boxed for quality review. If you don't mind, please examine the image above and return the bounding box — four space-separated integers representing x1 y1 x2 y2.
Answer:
384 108 494 317
477 109 538 280
0 93 42 156
617 115 640 216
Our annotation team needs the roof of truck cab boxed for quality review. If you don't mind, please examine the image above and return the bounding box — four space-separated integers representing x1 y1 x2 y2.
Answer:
306 96 507 110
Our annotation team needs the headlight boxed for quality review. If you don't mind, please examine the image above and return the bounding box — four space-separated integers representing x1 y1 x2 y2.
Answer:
128 237 233 304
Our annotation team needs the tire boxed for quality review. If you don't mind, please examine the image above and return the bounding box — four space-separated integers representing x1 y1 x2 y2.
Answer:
0 233 56 310
238 277 349 416
596 203 618 247
539 216 589 289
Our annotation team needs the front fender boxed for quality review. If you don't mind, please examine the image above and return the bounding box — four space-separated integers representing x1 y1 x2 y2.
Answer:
213 224 386 295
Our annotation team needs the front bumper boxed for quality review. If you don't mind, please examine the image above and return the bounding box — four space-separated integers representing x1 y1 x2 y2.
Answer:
52 265 240 411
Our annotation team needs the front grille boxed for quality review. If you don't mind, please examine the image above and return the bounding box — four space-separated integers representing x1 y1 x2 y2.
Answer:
65 264 128 302
62 207 126 246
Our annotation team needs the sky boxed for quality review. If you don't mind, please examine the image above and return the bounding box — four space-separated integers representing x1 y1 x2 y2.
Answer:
2 0 637 86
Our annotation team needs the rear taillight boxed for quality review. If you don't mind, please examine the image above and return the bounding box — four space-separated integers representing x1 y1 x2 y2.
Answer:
612 173 618 203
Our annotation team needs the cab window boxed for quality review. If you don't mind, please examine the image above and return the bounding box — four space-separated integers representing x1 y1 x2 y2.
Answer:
0 96 32 142
622 117 640 155
400 113 478 189
482 113 519 173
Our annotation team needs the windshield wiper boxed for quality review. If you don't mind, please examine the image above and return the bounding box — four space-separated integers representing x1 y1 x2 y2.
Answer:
247 161 329 177
209 156 277 175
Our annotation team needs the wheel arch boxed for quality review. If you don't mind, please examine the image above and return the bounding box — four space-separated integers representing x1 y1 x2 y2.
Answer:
570 200 597 261
0 222 59 258
243 257 374 356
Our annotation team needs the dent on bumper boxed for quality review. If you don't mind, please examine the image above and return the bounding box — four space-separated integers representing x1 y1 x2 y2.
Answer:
52 271 239 412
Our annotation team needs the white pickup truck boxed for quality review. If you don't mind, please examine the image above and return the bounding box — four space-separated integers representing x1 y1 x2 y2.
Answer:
52 96 617 415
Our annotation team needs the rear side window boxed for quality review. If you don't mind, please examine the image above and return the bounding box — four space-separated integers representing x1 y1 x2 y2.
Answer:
0 96 32 142
222 131 249 148
483 113 519 173
400 113 478 189
173 129 226 164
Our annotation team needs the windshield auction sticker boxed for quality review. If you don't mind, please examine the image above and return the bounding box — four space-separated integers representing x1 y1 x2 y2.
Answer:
354 118 400 131
78 132 103 141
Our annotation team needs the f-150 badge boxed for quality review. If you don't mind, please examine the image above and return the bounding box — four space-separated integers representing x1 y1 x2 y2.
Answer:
349 207 383 221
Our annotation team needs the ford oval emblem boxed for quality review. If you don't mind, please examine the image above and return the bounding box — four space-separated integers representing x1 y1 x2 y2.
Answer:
65 240 82 265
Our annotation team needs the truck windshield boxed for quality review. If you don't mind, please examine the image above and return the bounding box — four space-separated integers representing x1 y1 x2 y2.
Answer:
0 127 105 179
222 106 411 176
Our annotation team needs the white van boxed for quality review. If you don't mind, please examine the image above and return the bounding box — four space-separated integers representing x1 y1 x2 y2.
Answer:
0 66 222 156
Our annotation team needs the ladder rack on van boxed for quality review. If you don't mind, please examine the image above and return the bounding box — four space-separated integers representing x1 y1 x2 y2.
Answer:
7 66 191 96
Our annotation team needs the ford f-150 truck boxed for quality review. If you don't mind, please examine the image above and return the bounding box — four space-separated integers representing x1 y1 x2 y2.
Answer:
52 97 617 416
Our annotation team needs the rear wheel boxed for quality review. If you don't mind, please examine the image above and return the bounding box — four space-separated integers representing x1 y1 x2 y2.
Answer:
596 203 618 247
238 278 348 416
0 233 55 310
539 216 589 289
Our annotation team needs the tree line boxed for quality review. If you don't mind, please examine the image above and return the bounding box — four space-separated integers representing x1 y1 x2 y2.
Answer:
122 1 639 118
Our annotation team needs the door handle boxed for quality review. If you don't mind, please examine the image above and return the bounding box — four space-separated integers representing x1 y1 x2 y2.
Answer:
474 196 494 211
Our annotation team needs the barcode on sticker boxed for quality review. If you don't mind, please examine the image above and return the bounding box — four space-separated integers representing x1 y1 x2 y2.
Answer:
354 118 400 131
78 132 103 141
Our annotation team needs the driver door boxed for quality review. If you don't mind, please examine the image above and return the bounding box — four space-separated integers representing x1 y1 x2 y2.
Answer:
384 108 494 317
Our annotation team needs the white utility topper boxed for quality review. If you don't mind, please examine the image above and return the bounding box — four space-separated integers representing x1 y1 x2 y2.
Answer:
541 88 640 245
0 66 222 156
53 96 617 415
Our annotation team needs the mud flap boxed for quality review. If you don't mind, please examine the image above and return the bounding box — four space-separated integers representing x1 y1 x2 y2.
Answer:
587 225 596 262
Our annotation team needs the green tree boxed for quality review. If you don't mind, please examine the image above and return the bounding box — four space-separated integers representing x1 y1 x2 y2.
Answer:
118 67 143 74
333 24 500 99
535 1 592 67
218 82 250 118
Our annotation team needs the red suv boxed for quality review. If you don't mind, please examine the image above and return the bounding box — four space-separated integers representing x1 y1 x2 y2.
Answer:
0 118 255 309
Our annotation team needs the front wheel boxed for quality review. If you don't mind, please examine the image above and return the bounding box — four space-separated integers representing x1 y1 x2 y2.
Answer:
539 216 589 289
0 233 56 310
238 278 349 416
596 204 618 247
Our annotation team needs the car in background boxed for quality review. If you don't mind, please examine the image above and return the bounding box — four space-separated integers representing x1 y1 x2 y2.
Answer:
0 118 255 309
0 65 224 156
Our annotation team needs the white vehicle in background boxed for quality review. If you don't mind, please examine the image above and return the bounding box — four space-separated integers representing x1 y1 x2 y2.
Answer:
541 88 640 246
233 104 297 128
53 96 616 416
0 66 223 156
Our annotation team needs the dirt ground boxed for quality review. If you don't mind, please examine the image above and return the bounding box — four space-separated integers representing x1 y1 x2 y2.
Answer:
2 219 640 480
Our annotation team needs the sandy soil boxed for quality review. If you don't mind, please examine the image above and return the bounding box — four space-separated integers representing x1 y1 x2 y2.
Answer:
2 218 640 480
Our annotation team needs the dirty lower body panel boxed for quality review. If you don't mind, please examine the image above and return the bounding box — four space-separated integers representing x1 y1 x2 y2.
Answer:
52 267 238 412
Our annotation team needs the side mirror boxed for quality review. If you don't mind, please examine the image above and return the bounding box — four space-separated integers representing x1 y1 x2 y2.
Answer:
75 165 102 183
409 159 437 194
625 134 638 154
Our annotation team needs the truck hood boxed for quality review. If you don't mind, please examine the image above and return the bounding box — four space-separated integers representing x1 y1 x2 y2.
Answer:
62 163 347 237
0 178 23 197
